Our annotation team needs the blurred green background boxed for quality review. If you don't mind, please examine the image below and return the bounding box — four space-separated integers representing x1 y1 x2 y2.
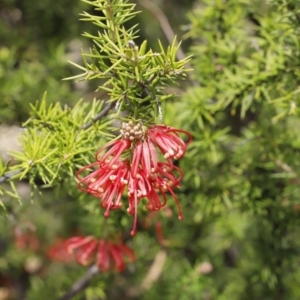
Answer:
2 0 300 299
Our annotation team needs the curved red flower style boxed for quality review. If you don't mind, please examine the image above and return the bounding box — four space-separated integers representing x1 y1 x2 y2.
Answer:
95 139 131 169
76 160 130 216
128 161 183 236
131 139 158 178
64 236 135 272
77 158 183 236
148 162 183 219
148 125 192 160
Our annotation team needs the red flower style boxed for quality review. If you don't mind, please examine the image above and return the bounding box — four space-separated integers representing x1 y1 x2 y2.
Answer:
126 169 152 236
95 139 131 169
148 162 183 217
77 160 130 216
64 236 135 272
148 125 192 160
127 163 183 235
131 139 158 178
77 158 183 236
143 206 173 246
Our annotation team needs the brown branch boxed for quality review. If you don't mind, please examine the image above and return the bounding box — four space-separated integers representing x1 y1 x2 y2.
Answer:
58 264 100 300
275 159 297 177
81 102 114 130
0 170 22 184
126 250 167 298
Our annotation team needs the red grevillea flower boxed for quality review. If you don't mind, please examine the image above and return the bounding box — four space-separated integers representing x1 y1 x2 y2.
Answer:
76 121 192 236
126 161 183 236
77 158 183 236
13 227 40 252
148 125 192 160
131 139 158 178
77 160 130 216
95 122 143 168
95 139 131 169
64 236 135 272
46 238 74 263
131 125 192 178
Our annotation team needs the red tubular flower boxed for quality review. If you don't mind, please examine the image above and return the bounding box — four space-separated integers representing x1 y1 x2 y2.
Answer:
76 161 129 216
46 238 74 263
76 121 191 236
148 163 184 220
97 239 135 272
127 163 184 236
148 125 192 160
65 236 98 266
95 139 131 169
77 161 184 236
64 236 135 272
127 170 152 236
131 140 158 178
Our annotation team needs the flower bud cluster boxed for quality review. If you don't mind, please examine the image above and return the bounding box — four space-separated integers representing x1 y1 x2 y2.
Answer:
120 121 143 141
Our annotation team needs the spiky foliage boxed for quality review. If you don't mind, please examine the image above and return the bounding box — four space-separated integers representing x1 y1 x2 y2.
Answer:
1 0 190 203
160 0 300 299
2 0 300 299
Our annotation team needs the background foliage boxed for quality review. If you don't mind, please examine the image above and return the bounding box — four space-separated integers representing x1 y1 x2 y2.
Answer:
1 0 300 299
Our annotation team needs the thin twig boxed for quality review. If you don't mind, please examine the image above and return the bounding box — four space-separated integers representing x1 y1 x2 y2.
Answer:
138 0 196 85
81 102 114 130
0 170 23 184
275 159 297 177
139 0 185 61
127 250 167 298
58 264 100 300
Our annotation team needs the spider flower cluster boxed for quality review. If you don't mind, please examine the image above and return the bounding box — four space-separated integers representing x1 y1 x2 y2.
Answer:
45 235 135 272
64 236 135 272
77 121 192 236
